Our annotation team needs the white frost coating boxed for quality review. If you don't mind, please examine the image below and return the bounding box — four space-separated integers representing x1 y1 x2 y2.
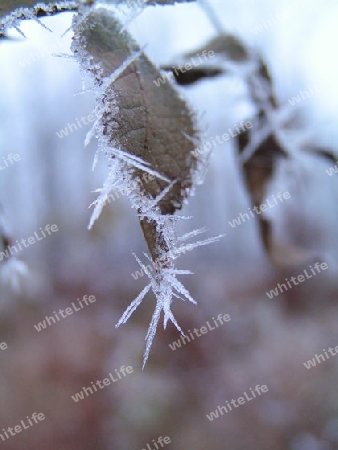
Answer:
116 222 223 368
0 1 79 36
71 9 220 367
116 242 196 369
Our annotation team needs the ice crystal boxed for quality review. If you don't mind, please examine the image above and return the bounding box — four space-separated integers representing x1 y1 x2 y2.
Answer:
116 221 223 368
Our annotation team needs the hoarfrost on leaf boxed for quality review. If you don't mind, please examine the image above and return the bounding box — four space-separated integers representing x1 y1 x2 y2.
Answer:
71 7 220 366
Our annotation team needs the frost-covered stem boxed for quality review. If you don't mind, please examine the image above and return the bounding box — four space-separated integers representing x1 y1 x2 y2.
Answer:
0 1 94 37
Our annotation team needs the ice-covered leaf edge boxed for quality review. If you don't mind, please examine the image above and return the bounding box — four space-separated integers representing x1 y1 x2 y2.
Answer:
71 7 220 367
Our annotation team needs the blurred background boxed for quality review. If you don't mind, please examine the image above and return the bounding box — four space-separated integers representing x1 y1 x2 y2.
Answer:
0 0 338 448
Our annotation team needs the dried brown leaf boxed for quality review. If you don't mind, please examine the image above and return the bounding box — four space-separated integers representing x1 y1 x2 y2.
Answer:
72 9 200 260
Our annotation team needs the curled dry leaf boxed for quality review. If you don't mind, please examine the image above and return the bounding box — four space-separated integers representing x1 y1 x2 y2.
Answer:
233 41 322 267
184 31 286 263
182 30 308 267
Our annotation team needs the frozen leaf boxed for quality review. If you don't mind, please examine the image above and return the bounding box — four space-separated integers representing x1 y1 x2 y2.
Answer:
72 8 200 259
167 28 286 245
232 44 329 267
183 29 288 263
180 26 301 266
71 8 218 366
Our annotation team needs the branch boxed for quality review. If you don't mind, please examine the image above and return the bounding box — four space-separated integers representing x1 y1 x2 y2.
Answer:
0 1 94 37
